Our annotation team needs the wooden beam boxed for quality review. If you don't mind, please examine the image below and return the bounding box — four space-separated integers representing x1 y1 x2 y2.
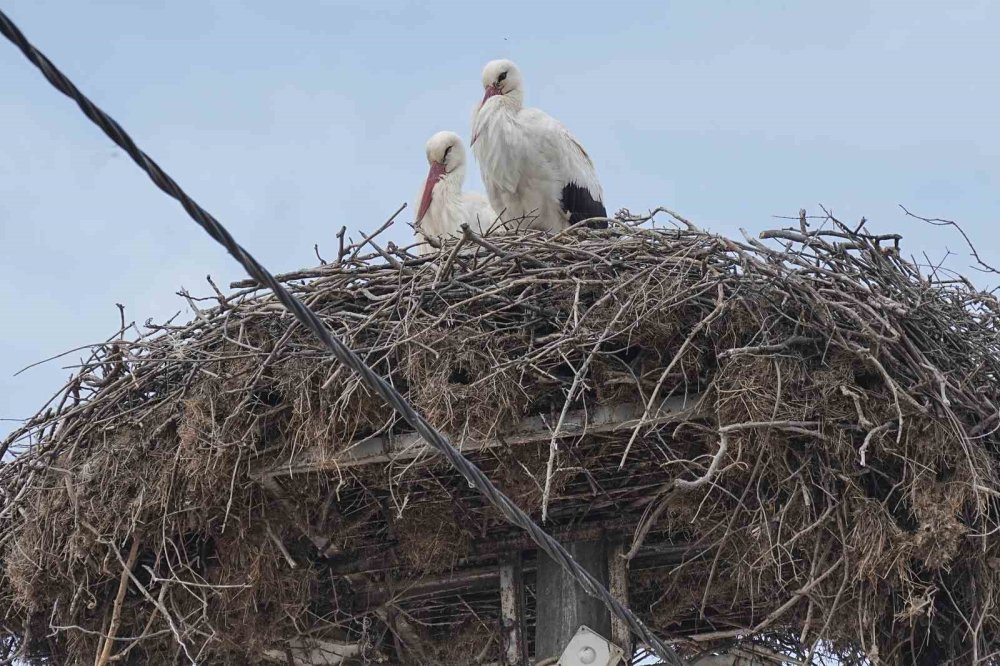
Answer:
261 638 359 665
608 541 633 659
499 553 529 666
356 567 504 607
255 395 701 481
534 539 612 661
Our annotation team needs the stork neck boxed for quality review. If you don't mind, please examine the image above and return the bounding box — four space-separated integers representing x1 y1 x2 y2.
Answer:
480 94 521 123
440 164 465 194
424 172 465 235
497 91 523 113
431 169 465 213
475 97 519 145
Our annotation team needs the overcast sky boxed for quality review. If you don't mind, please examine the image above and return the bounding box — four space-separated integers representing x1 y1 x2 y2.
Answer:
2 0 999 443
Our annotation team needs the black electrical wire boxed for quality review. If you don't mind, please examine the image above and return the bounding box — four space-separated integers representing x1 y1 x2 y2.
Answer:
0 9 684 665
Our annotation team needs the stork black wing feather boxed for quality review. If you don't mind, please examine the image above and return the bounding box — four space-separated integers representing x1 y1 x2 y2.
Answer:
561 183 607 228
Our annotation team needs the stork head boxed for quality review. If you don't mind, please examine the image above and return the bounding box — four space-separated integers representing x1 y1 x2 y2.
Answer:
479 59 523 108
416 131 465 225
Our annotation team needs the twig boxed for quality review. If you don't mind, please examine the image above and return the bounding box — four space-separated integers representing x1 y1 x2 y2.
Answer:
674 432 729 490
267 523 298 569
859 421 894 467
901 205 1000 275
94 540 140 666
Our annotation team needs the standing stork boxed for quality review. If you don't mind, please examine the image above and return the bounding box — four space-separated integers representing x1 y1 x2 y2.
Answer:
472 59 607 233
413 131 497 255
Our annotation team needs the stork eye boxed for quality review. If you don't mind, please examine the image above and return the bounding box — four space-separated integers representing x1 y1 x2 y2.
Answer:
443 146 452 159
498 71 508 82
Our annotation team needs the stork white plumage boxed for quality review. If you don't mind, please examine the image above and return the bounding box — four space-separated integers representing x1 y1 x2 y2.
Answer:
471 59 607 233
413 131 497 255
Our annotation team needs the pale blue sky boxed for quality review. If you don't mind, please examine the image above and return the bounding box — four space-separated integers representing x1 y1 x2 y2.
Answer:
2 0 998 441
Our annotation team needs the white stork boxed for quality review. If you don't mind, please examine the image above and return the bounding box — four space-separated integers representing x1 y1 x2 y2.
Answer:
471 59 607 233
413 131 497 255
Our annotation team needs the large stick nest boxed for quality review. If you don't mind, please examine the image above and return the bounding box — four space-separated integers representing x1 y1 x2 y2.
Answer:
1 209 999 665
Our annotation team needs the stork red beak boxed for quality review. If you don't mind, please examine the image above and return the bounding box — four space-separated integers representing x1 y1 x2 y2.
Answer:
416 161 447 224
481 84 501 106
